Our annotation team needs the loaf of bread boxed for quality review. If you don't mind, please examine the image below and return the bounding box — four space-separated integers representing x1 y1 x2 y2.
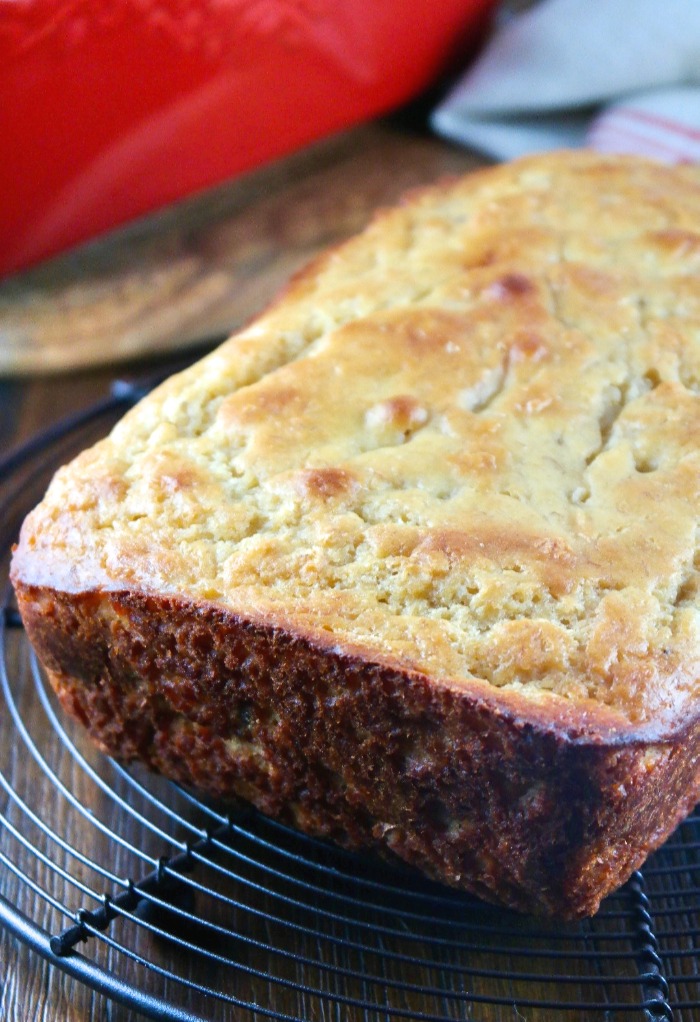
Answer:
12 151 700 918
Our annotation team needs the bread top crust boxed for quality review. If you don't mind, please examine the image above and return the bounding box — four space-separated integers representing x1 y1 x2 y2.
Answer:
13 151 700 739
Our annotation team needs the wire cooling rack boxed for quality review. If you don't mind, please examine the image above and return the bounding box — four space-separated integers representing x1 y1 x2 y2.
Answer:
1 375 699 1022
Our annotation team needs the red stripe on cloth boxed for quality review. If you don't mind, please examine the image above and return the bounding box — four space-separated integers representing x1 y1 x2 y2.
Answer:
588 120 695 162
616 107 700 144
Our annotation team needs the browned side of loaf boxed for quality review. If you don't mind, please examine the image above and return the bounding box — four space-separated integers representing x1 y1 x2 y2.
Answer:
16 581 700 919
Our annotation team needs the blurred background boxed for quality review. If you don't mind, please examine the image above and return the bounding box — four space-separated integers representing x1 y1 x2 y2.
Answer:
2 0 696 376
0 0 493 373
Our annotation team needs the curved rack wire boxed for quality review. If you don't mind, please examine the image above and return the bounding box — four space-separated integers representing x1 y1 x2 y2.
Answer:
0 375 697 1021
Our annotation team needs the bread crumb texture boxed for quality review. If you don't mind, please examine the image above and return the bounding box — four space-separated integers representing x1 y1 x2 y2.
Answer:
16 152 700 730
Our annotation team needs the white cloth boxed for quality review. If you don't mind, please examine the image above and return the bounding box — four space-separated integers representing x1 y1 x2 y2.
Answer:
432 0 700 163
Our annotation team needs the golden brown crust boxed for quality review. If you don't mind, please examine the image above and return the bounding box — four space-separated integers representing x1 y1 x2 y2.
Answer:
15 581 700 919
10 150 700 915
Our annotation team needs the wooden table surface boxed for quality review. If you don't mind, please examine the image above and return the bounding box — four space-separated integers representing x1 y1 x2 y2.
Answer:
0 119 493 1022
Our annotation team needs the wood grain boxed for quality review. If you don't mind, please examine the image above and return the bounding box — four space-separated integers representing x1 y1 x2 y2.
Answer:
0 122 483 375
0 364 144 1022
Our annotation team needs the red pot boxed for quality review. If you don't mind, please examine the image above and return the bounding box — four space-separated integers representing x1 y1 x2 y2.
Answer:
0 0 493 277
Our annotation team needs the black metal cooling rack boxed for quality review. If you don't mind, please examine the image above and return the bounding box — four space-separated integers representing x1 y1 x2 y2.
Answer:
1 375 698 1022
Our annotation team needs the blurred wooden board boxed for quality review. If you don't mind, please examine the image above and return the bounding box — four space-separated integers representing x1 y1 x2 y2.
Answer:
0 122 484 376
